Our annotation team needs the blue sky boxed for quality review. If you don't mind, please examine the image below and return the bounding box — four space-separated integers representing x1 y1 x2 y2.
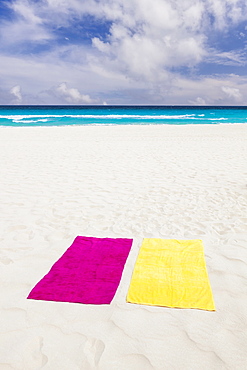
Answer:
0 0 247 105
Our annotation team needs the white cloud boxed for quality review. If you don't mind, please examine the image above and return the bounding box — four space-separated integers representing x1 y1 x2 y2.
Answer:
4 0 247 80
54 83 94 104
92 38 110 54
209 50 246 66
172 74 246 105
189 97 207 105
0 51 134 103
0 0 51 47
11 0 43 25
91 0 207 82
221 86 242 101
0 22 51 46
88 0 247 84
10 85 22 103
206 0 247 29
1 52 247 105
1 0 247 104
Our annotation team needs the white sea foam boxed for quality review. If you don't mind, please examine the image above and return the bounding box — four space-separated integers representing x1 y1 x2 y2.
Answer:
208 117 228 121
0 114 198 120
12 119 49 123
0 110 245 126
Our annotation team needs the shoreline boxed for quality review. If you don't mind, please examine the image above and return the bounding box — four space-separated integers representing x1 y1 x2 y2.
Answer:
0 121 247 128
0 124 247 369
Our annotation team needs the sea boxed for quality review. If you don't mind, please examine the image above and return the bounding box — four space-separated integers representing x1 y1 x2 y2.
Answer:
0 105 246 127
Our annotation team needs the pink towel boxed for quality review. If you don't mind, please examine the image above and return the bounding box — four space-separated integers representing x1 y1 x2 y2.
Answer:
27 236 133 304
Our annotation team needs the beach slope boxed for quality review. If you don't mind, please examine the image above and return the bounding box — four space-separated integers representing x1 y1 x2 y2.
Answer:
0 125 247 369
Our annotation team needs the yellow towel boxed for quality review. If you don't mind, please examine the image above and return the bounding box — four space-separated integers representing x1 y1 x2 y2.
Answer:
127 239 215 311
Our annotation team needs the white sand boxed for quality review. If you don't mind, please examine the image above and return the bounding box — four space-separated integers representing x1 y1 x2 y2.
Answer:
0 124 247 370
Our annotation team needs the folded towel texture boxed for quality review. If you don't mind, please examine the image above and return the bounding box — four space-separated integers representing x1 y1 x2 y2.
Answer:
28 236 133 304
127 238 215 311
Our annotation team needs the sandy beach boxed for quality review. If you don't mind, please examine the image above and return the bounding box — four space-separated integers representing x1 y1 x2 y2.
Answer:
0 124 247 369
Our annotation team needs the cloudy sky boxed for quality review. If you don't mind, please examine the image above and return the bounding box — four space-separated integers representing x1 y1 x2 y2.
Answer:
0 0 247 105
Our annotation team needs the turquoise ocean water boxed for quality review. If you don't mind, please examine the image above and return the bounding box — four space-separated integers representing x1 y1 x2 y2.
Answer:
0 106 246 126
